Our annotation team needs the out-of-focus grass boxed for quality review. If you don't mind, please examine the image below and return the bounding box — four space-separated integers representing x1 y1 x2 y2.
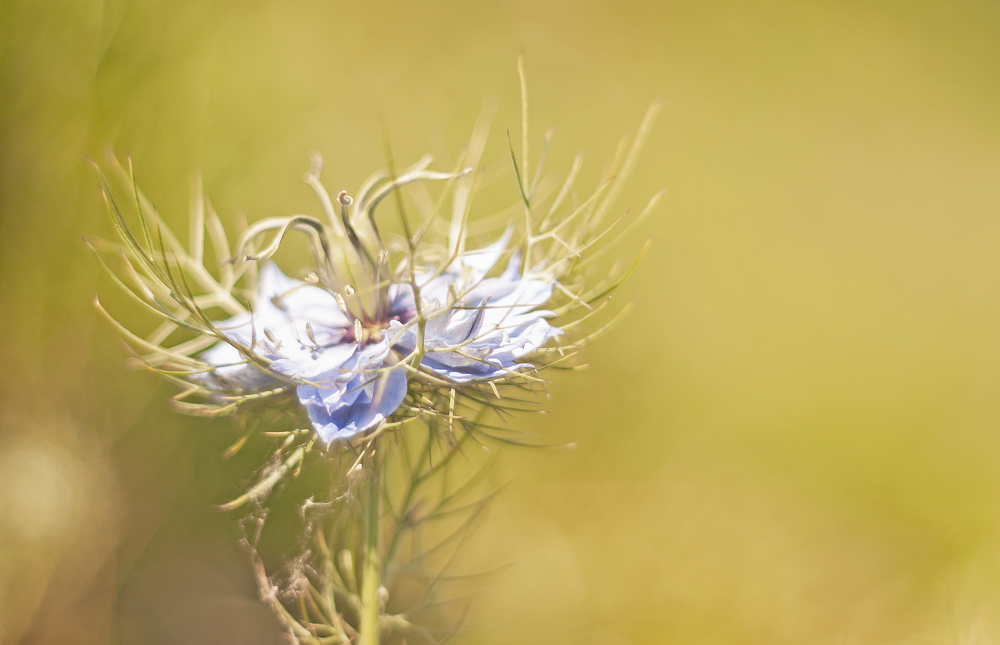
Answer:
2 1 1000 643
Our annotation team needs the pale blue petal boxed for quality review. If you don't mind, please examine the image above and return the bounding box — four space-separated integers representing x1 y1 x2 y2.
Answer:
299 368 407 442
452 226 513 279
417 228 515 306
200 262 351 387
398 248 561 384
416 318 561 382
291 337 408 442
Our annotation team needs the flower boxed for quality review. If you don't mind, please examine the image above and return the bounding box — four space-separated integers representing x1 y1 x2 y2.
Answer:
88 63 662 644
90 87 660 455
198 227 561 443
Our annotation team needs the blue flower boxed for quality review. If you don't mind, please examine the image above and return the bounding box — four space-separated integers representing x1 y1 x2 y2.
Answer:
199 232 560 443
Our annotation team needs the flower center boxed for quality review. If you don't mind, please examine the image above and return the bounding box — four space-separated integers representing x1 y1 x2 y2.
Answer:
358 324 384 345
346 312 412 347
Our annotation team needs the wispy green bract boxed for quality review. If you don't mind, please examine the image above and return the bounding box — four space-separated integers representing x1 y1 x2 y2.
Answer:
89 60 661 644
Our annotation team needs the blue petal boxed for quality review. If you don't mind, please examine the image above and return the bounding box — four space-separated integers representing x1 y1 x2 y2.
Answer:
416 228 515 306
199 261 351 388
452 226 514 278
417 318 561 383
398 247 562 384
299 368 407 443
296 338 406 443
280 335 409 442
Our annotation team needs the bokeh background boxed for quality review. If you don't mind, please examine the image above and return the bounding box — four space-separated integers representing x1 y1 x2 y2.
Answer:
3 0 1000 643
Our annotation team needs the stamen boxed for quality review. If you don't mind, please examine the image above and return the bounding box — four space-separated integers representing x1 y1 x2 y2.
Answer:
333 292 349 316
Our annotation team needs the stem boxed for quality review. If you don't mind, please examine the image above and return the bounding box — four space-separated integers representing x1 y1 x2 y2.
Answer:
359 450 382 645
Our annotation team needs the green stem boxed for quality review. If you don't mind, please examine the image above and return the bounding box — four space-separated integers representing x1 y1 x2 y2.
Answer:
359 450 382 645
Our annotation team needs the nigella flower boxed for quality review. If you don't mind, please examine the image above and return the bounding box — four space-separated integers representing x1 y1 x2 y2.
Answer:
88 72 661 481
89 60 662 645
196 224 561 442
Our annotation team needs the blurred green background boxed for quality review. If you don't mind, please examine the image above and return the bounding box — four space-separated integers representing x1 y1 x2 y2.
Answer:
3 0 1000 643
